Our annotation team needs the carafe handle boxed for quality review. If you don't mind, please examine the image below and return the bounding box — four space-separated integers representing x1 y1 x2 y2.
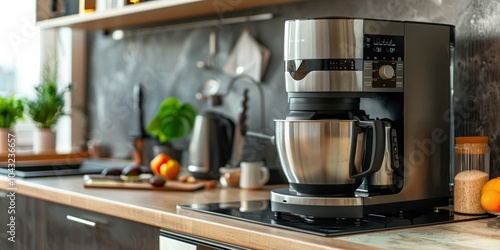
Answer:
350 119 385 179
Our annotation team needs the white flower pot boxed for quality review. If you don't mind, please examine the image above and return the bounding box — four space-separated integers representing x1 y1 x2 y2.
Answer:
33 129 56 154
0 129 13 155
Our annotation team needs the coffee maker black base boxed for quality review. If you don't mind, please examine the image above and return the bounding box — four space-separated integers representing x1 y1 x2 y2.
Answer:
270 188 450 219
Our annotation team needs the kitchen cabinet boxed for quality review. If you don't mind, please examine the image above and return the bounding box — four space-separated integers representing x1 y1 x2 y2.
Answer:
45 199 159 249
36 0 304 30
0 190 45 250
0 192 159 249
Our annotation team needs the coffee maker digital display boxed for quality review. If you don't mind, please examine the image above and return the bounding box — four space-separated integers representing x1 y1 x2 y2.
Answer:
275 18 454 218
364 35 404 61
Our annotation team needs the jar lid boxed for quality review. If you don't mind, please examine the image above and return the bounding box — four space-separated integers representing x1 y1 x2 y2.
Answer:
455 136 488 144
455 136 489 154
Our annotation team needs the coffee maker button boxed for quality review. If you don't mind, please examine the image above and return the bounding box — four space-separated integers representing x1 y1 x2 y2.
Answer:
379 65 395 80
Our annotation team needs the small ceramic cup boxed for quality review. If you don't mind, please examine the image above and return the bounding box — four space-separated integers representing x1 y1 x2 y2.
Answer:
239 161 270 190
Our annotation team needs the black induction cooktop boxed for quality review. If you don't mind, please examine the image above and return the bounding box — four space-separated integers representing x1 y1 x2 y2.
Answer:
178 200 489 237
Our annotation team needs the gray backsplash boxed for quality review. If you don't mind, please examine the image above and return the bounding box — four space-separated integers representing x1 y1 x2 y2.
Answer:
88 0 499 177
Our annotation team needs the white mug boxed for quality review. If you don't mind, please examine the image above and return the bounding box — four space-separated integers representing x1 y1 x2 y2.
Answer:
239 161 270 190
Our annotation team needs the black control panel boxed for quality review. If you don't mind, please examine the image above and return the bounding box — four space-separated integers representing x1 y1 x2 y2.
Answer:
372 61 397 88
363 34 404 91
364 35 404 61
286 59 363 72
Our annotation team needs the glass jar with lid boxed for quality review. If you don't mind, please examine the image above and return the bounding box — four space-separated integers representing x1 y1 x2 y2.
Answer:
453 136 490 214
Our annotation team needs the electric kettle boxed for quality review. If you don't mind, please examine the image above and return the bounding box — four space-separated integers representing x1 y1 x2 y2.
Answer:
188 112 235 179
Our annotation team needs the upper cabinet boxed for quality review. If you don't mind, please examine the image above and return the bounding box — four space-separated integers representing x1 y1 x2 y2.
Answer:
37 0 303 30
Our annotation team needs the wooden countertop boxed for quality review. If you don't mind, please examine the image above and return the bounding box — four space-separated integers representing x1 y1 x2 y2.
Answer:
1 175 499 249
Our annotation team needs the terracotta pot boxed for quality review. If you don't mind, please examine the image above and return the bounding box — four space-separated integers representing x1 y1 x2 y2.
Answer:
0 129 13 155
33 129 56 154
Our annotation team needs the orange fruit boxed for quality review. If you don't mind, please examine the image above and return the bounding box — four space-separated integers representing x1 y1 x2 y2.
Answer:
481 177 500 195
150 153 170 175
159 159 181 180
480 190 500 213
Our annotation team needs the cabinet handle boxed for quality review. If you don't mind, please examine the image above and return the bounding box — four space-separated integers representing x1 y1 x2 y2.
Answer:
66 215 96 227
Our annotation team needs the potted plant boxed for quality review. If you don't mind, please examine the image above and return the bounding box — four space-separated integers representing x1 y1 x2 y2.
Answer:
26 62 71 154
146 97 196 161
0 96 24 154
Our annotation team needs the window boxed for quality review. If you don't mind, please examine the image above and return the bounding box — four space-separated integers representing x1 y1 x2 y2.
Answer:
1 2 40 149
2 2 87 154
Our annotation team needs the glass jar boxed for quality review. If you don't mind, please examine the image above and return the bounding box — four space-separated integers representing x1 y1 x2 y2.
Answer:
453 136 490 214
219 167 241 187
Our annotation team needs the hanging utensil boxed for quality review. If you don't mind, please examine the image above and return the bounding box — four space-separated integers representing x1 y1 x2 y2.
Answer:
196 29 222 106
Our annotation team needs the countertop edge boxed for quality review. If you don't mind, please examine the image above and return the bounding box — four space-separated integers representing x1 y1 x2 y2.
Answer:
0 176 377 250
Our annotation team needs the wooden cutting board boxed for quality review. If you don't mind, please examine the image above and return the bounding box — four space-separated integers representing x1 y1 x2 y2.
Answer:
83 175 206 192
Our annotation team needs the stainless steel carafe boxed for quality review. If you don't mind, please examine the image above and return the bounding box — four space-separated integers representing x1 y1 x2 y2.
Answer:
364 120 400 193
274 119 385 195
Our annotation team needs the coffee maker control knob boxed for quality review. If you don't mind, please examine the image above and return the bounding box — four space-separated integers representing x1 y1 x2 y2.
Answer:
378 65 395 80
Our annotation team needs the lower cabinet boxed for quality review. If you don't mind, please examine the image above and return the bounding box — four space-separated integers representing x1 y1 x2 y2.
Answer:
0 191 159 250
0 190 45 250
45 200 159 250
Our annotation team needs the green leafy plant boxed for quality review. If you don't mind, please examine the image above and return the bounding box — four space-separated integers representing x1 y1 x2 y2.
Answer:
146 97 196 144
26 61 71 129
0 96 24 129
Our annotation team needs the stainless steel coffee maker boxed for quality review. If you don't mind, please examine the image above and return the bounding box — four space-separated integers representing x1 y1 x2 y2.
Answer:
271 18 454 218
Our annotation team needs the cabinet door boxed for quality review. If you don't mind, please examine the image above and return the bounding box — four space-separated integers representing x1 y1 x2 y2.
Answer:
44 200 158 250
0 192 46 250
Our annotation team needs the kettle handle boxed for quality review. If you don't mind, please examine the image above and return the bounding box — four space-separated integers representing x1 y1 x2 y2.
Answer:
350 119 385 179
217 114 235 153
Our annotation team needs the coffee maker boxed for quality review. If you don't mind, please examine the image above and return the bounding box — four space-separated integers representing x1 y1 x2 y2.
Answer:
271 18 454 218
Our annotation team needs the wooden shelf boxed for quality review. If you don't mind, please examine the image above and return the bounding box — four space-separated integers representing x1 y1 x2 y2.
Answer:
37 0 303 30
0 151 89 164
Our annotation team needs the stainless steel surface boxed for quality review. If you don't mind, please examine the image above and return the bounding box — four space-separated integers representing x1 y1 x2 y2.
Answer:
368 121 396 187
274 119 359 185
188 115 211 174
284 19 364 60
284 18 407 93
188 112 234 179
284 19 364 92
271 188 363 206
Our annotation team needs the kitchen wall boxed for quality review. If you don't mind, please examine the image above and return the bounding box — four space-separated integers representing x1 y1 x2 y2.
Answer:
88 0 500 177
